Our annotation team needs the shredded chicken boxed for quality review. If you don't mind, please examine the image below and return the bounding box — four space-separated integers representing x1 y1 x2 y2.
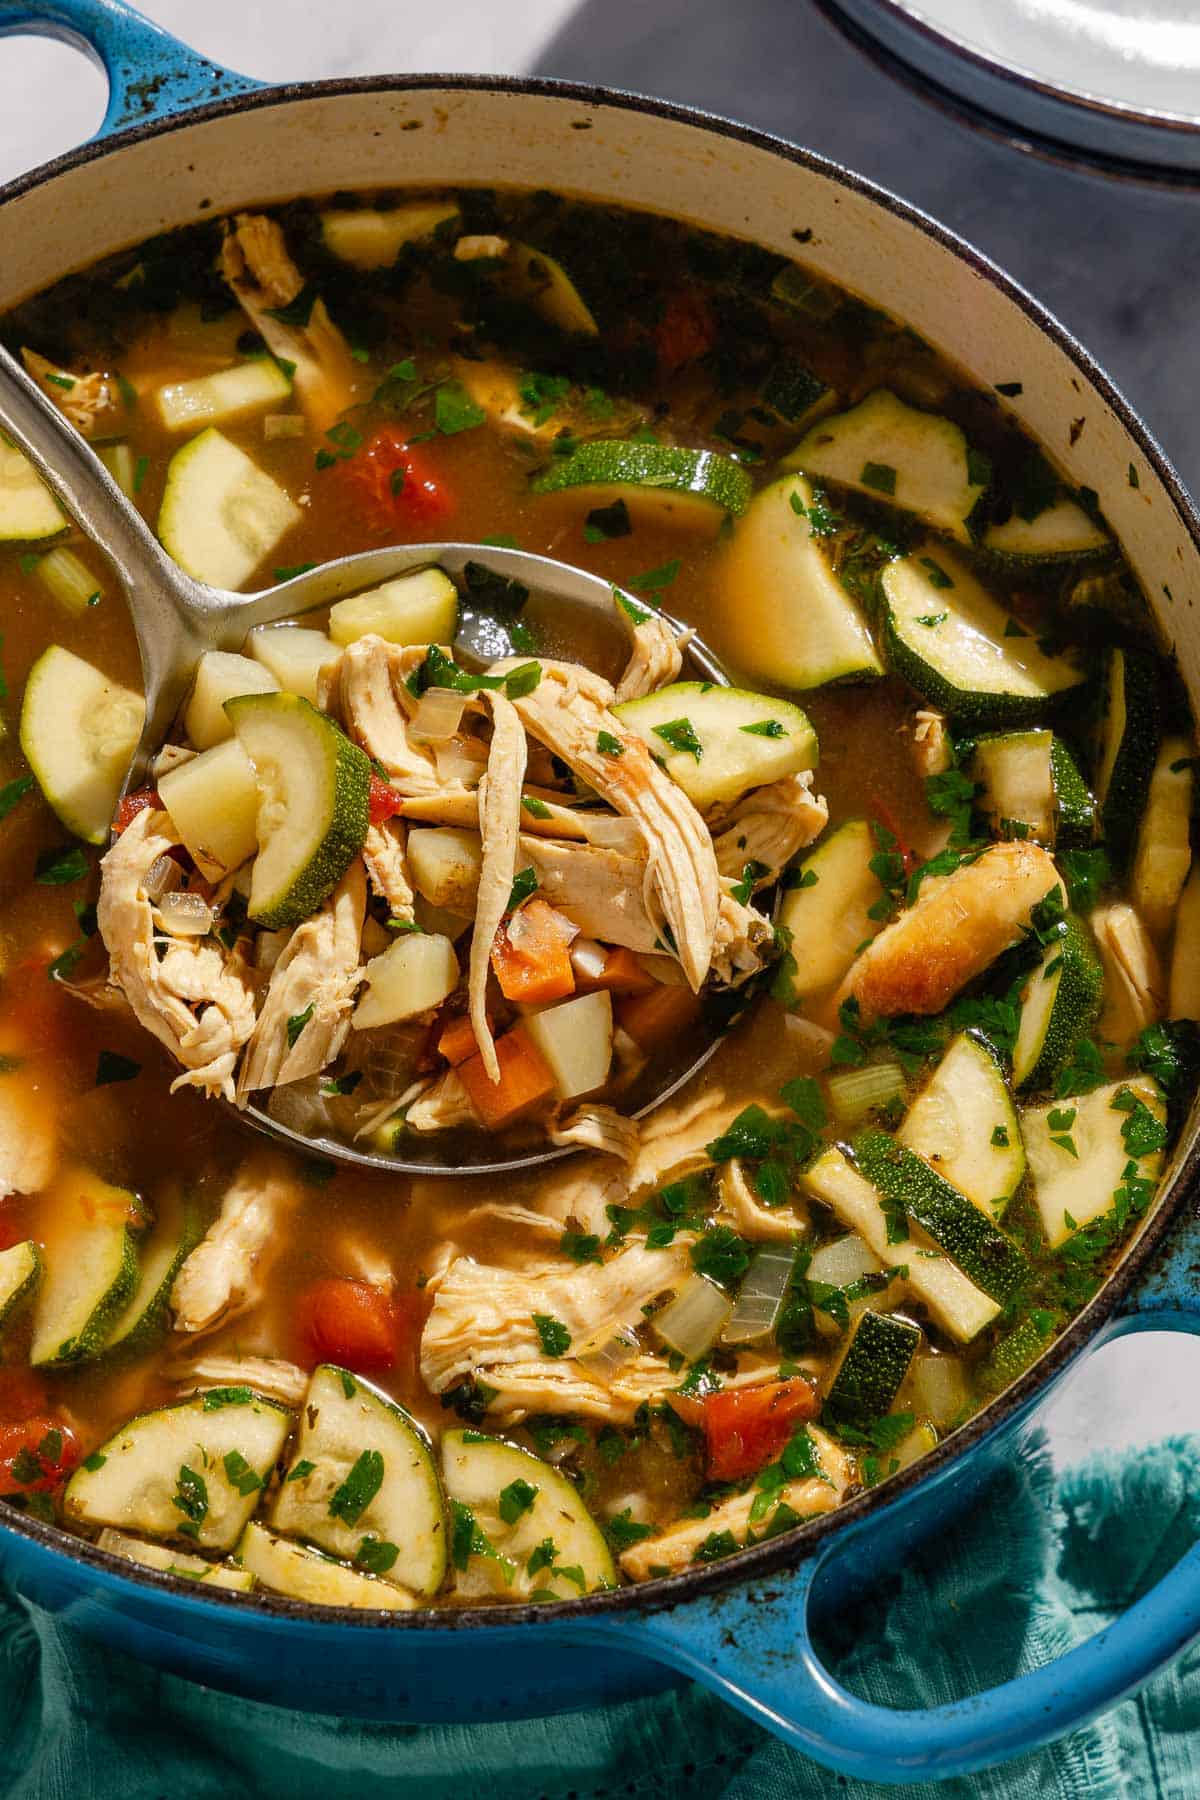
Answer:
619 1426 851 1579
470 692 527 1081
406 1068 479 1133
481 1354 684 1425
420 1241 690 1393
98 810 257 1102
548 1104 640 1161
525 837 661 952
237 862 366 1099
712 882 776 988
840 840 1061 1020
615 612 683 703
21 347 117 438
710 773 828 887
171 1155 303 1335
717 1158 809 1240
220 213 358 430
362 819 415 921
168 1353 309 1408
401 787 645 852
1093 902 1165 1046
497 659 720 990
324 636 444 793
910 708 953 779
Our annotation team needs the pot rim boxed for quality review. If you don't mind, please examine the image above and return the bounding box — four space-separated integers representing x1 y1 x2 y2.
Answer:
3 67 1199 1633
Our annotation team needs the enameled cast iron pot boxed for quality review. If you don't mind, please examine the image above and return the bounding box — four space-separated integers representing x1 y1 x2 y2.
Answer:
2 3 1200 1782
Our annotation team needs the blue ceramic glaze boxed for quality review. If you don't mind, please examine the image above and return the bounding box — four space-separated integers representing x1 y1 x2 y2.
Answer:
1 0 1200 1779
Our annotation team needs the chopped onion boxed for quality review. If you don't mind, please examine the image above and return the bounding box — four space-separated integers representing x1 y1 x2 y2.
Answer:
98 441 136 498
142 854 182 902
359 1027 424 1101
157 890 215 936
722 1247 796 1345
434 740 486 784
411 688 467 745
827 1060 907 1126
36 545 102 617
570 937 609 983
910 1353 969 1430
654 1275 733 1360
255 927 291 973
575 1323 641 1383
263 412 306 441
806 1233 881 1291
267 1075 337 1139
578 814 644 854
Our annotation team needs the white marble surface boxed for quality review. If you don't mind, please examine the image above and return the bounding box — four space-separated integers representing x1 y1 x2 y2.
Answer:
1 0 1197 1482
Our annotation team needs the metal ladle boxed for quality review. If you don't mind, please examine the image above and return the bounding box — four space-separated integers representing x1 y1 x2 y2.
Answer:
0 343 725 1176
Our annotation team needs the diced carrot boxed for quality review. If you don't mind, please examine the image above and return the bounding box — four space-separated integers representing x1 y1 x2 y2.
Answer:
616 981 702 1049
457 1024 556 1129
438 1013 483 1066
295 1278 402 1373
593 947 659 996
491 899 577 1005
703 1378 819 1482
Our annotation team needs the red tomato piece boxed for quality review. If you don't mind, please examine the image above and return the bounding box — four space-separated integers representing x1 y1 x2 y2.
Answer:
703 1378 819 1482
295 1277 403 1373
342 427 453 528
114 787 160 833
655 292 716 372
368 771 404 825
868 793 917 875
0 1416 80 1495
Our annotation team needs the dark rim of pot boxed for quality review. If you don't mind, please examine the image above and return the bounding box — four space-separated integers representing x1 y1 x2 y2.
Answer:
1 71 1198 1633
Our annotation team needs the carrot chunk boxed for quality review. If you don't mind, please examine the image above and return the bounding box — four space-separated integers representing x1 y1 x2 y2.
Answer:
491 899 577 1005
616 981 702 1049
437 1013 483 1066
457 1024 556 1128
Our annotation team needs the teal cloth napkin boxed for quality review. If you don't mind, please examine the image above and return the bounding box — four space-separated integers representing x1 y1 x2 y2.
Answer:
3 1435 1200 1799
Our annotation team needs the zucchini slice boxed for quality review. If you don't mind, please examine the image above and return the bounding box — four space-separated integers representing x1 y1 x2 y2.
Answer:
30 1166 144 1367
782 389 987 544
19 646 145 845
898 1031 1025 1220
270 1365 446 1597
612 680 817 810
328 569 459 649
183 650 279 751
0 1240 40 1330
157 428 301 589
0 439 64 541
1023 1073 1167 1248
100 1194 202 1360
1133 736 1194 933
802 1147 1000 1343
970 730 1094 847
776 819 886 1001
879 550 1086 724
441 1429 615 1601
320 201 461 268
980 1313 1056 1391
501 241 599 337
1170 864 1200 1021
64 1391 293 1550
155 359 292 433
97 1527 256 1593
982 497 1112 564
1011 915 1103 1092
1094 648 1161 868
852 1131 1030 1303
226 692 371 927
237 1521 417 1609
826 1309 920 1421
530 439 751 530
716 473 884 690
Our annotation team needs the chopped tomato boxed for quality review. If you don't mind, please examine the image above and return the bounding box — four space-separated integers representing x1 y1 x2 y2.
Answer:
0 1416 80 1495
113 787 160 833
655 291 716 373
703 1378 819 1482
456 1024 556 1129
342 427 453 528
296 1277 407 1373
868 793 916 874
491 899 576 1005
368 771 404 825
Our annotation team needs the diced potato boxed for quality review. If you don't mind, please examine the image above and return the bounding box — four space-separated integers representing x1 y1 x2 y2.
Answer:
353 933 460 1030
328 569 459 649
320 202 462 269
247 625 339 706
184 651 279 750
1170 864 1200 1020
413 894 473 941
407 828 482 913
523 990 613 1099
157 738 259 880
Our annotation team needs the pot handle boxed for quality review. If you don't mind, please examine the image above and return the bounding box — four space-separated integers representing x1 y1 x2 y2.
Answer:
580 1211 1200 1783
0 0 262 139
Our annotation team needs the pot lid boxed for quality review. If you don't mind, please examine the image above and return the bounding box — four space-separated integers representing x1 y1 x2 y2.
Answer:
825 0 1200 179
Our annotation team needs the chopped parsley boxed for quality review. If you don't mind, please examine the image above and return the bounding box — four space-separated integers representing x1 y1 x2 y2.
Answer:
605 1509 655 1551
171 1465 209 1539
286 1004 314 1049
731 859 769 905
614 591 650 627
504 661 542 700
652 717 703 760
596 730 624 757
914 612 947 628
0 774 34 822
584 498 632 542
532 1313 571 1358
690 1225 753 1288
286 1459 316 1483
559 1230 603 1265
991 1125 1010 1147
740 718 785 739
34 843 89 886
919 557 954 589
434 379 486 435
355 1536 400 1575
201 1386 252 1412
328 1450 385 1525
507 866 538 911
630 558 680 593
859 460 897 496
94 1049 140 1087
521 793 553 819
498 1478 539 1524
222 1450 264 1498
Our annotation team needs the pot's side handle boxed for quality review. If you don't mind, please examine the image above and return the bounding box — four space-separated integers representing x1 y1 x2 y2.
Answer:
0 0 262 138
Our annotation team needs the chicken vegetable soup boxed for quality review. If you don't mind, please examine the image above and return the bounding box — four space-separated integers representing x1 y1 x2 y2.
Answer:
0 190 1195 1604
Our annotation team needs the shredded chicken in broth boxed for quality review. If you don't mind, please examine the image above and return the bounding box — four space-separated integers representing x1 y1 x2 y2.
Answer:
0 189 1194 1608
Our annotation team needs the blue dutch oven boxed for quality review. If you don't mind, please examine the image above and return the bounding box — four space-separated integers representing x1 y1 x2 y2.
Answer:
1 2 1200 1783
